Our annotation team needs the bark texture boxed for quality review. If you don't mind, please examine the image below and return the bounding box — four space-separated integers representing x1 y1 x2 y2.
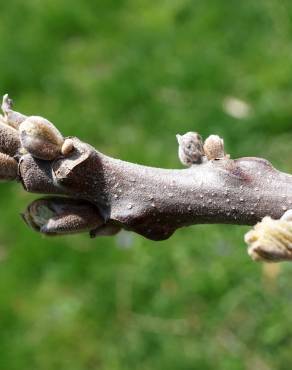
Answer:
19 137 292 241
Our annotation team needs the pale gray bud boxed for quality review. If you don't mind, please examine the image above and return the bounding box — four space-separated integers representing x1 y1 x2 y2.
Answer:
176 132 204 167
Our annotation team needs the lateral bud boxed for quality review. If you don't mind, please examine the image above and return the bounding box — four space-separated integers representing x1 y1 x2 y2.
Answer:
22 197 104 235
203 134 226 160
176 132 205 166
19 116 64 160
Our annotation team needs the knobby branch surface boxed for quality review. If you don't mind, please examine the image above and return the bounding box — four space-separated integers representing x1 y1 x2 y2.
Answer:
1 94 292 262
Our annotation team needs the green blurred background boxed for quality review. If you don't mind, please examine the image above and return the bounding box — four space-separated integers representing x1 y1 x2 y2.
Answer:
1 0 292 369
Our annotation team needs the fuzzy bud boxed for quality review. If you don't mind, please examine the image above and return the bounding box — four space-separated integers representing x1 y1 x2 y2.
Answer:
203 135 225 160
19 116 64 160
22 197 104 235
176 132 204 166
244 211 292 262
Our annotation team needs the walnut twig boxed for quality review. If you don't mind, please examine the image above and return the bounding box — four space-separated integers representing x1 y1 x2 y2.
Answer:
1 94 292 262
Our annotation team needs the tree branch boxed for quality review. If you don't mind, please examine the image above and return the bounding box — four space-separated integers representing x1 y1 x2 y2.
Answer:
19 137 292 241
1 94 292 261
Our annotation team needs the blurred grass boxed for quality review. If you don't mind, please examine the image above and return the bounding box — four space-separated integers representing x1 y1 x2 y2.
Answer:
1 0 292 369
